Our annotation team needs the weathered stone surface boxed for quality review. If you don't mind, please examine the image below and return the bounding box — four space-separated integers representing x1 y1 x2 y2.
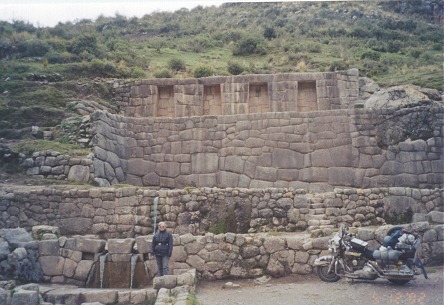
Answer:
39 256 65 276
0 228 33 247
39 240 60 256
74 260 95 281
67 165 90 182
11 289 39 305
75 237 106 253
81 290 117 304
107 238 135 254
263 237 285 253
153 275 177 289
428 211 444 224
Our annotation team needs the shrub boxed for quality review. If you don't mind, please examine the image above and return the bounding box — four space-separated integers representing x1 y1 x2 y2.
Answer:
154 69 172 78
69 34 98 56
193 66 213 78
263 26 277 40
16 40 50 57
329 60 349 71
233 36 267 56
409 49 421 59
46 51 73 64
168 58 186 71
89 59 120 77
189 35 214 52
227 61 244 75
361 50 381 61
130 67 146 78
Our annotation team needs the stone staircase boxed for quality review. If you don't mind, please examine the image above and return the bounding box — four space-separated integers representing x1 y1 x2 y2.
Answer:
306 200 335 233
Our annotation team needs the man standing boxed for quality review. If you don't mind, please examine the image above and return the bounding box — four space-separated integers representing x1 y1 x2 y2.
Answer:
151 222 173 276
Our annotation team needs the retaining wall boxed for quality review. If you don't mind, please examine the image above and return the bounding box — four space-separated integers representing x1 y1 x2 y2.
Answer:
90 102 443 190
0 185 441 238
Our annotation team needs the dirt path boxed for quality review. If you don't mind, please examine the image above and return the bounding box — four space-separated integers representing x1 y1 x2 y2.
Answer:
196 267 444 305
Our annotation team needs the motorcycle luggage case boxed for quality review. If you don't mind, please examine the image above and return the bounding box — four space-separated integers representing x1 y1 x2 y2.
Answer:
350 238 368 251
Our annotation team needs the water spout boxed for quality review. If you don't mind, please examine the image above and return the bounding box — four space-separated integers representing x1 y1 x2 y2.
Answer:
99 253 109 289
152 196 159 234
130 254 139 289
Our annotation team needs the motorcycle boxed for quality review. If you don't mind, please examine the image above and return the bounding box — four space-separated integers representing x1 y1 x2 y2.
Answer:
314 225 428 285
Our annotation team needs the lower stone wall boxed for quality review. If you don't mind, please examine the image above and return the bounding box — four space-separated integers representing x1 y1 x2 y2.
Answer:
1 223 442 287
0 185 442 238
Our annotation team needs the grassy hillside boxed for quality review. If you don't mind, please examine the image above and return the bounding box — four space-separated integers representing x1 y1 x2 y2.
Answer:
0 1 442 134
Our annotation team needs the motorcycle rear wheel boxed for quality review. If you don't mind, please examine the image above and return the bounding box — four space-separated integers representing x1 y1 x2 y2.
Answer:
315 265 340 282
388 279 410 285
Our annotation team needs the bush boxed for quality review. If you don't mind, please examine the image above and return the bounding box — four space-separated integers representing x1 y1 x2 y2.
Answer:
227 61 244 75
154 69 172 78
69 34 98 56
130 67 146 78
193 66 213 78
189 35 214 52
89 59 120 77
409 49 421 59
233 36 267 56
168 58 186 71
17 40 50 57
46 51 73 64
329 60 349 72
263 26 277 40
361 50 381 61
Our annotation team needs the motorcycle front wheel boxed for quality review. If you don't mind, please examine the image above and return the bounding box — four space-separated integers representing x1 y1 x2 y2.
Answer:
315 265 340 282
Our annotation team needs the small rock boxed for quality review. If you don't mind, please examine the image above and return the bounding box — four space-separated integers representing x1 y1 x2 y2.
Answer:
222 282 241 289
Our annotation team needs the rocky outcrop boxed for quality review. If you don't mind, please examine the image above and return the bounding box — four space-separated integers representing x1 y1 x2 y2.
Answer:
363 84 442 109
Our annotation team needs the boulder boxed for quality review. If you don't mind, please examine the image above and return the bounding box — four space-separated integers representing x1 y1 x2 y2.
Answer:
0 228 33 247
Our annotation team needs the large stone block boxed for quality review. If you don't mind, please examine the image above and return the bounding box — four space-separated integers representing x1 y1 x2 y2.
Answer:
75 237 106 253
263 237 285 253
60 218 94 235
67 165 90 182
39 256 65 276
191 153 218 174
11 290 39 305
74 260 94 281
271 148 304 169
135 236 152 253
81 290 118 304
39 240 60 256
107 238 135 254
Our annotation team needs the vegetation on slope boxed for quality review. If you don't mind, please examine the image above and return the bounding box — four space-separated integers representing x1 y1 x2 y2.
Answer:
0 1 442 133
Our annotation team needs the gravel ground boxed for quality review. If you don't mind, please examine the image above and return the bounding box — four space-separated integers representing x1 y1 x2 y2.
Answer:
196 266 443 305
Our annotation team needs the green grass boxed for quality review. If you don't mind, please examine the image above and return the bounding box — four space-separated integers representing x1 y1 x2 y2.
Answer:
11 140 90 157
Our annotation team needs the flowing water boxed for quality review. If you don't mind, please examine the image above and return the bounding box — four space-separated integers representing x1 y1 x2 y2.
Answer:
130 254 139 289
99 253 109 288
152 196 159 234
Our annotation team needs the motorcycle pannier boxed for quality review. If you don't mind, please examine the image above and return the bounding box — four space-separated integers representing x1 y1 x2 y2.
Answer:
350 238 368 251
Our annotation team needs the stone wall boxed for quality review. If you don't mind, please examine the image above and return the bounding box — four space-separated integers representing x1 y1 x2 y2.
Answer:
112 70 359 118
23 151 93 183
90 102 443 190
2 224 442 288
1 185 441 238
